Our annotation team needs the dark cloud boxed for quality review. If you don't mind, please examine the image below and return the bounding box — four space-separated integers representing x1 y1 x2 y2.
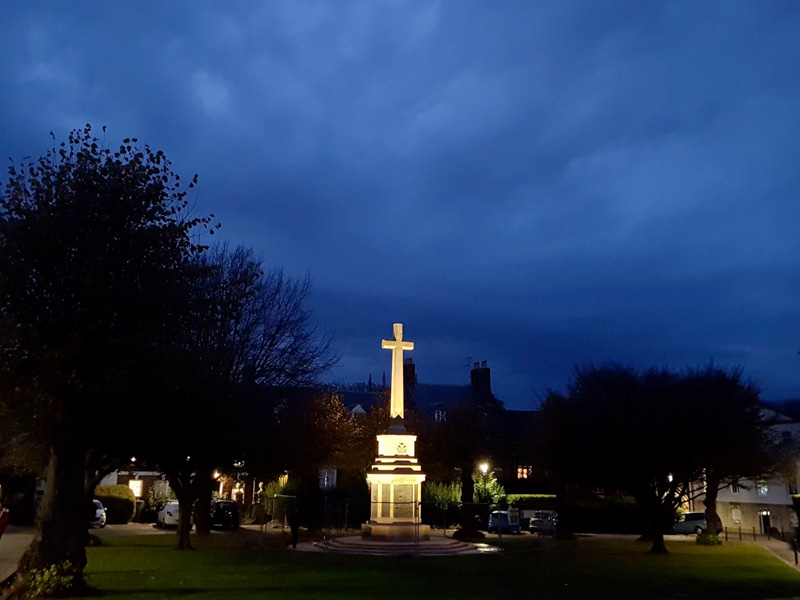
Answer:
2 1 799 407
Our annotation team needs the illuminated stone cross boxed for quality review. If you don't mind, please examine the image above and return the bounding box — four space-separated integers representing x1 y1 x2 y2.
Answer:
382 323 414 420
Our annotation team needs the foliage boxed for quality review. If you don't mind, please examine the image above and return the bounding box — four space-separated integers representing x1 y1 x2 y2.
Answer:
423 480 462 509
0 125 213 574
147 243 336 545
506 494 557 505
696 534 722 546
137 483 175 522
95 485 136 524
264 479 287 499
540 364 780 554
472 470 505 505
26 560 77 597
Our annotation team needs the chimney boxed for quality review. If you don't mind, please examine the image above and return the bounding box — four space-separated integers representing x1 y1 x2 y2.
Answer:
470 360 491 399
403 357 417 390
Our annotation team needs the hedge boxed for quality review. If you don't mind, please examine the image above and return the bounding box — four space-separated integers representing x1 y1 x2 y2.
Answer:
94 484 136 524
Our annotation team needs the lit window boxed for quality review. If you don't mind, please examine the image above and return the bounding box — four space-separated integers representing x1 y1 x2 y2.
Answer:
516 465 532 479
128 479 143 499
731 481 740 494
757 480 768 495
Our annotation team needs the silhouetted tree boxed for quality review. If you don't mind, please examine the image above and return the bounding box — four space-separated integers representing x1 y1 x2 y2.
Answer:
149 244 336 547
541 364 783 553
542 366 702 553
684 366 786 539
0 125 212 583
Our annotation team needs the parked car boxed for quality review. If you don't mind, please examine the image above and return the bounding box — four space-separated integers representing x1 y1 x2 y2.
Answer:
157 501 192 528
670 512 721 535
529 510 558 535
211 500 239 530
89 499 107 528
488 510 521 534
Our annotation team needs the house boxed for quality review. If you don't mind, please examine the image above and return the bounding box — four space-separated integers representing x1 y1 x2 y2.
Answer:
712 405 800 535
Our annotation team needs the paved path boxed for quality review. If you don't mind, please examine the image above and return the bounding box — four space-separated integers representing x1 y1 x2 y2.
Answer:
0 525 34 584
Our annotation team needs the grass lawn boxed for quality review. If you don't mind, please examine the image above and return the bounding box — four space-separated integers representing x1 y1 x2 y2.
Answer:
69 531 800 600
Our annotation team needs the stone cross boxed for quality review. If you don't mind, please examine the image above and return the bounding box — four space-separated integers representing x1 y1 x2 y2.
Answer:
381 323 414 420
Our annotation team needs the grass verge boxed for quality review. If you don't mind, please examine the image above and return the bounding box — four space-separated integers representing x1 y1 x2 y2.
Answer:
65 531 800 600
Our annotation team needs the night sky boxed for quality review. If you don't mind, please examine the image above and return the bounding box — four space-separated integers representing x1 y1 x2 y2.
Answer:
1 2 799 409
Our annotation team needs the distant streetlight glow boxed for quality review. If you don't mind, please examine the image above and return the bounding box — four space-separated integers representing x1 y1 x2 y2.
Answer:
479 462 489 474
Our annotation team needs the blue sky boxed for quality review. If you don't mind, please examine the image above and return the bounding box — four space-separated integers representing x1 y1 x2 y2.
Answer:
1 1 799 408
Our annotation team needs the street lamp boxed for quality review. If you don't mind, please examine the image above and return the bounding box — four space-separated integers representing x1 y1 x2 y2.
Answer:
479 462 489 474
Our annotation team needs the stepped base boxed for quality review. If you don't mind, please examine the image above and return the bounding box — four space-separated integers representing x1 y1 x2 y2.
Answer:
362 522 430 541
305 535 499 556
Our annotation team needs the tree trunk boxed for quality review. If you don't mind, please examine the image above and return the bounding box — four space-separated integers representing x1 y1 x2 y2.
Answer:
165 469 194 550
19 443 90 580
703 472 722 537
175 486 194 550
648 504 669 554
193 467 213 536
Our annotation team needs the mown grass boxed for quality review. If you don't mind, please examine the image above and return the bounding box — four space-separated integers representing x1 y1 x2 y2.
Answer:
70 531 800 600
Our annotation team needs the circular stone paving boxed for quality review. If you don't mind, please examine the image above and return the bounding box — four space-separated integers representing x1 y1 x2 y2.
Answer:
294 535 500 556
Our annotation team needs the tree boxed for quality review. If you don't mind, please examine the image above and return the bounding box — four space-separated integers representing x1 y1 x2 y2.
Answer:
146 244 336 548
684 366 786 539
541 364 783 553
542 366 701 553
0 126 212 583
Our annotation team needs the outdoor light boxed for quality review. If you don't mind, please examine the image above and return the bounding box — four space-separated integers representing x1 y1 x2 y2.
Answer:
479 462 489 474
130 456 136 463
213 471 220 480
667 474 673 482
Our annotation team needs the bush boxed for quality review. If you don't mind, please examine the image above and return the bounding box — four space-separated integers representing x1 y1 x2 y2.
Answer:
27 560 78 596
95 484 136 524
136 484 175 523
507 494 557 510
424 481 462 510
472 471 505 505
696 534 722 545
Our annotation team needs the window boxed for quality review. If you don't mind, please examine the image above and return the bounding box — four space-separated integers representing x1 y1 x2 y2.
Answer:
731 508 742 523
731 481 740 494
516 465 532 479
434 409 447 423
319 468 337 491
757 480 768 495
788 479 798 495
128 479 143 499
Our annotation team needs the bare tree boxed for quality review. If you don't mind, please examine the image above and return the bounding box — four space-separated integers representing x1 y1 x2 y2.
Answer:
152 244 336 547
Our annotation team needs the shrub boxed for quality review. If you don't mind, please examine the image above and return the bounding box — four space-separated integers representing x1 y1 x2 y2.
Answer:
95 484 136 524
696 534 722 546
472 471 505 505
424 481 462 510
27 560 77 596
507 494 557 510
137 483 175 523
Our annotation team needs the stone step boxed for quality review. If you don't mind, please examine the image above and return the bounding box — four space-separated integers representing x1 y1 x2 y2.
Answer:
311 536 495 556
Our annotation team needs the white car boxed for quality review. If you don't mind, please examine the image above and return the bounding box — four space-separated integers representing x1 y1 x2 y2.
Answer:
90 499 107 528
157 501 192 528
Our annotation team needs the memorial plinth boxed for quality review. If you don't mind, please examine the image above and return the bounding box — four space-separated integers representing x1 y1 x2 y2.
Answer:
365 432 429 540
363 323 430 541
